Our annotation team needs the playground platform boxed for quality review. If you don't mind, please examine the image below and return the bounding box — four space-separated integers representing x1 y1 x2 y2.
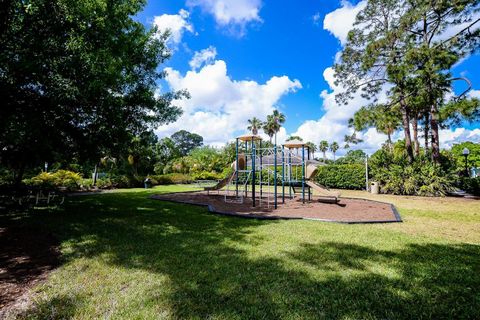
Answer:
151 191 402 224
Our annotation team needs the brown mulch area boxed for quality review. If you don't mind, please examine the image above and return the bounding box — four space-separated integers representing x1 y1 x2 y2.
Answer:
0 226 60 316
151 191 401 223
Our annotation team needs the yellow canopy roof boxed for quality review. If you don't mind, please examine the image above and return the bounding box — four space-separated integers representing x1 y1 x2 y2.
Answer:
283 139 306 148
237 134 263 142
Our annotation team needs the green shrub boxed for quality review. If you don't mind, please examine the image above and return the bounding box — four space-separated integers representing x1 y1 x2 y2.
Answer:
81 178 94 190
93 175 144 189
25 170 83 191
370 148 457 196
190 171 224 180
315 164 365 190
459 177 480 195
149 173 192 185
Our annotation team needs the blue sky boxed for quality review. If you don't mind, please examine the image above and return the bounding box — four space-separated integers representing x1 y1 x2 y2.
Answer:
136 0 480 155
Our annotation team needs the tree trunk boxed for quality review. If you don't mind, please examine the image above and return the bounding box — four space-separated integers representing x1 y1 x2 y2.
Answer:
430 104 440 163
400 99 414 163
412 115 420 157
424 111 429 152
387 132 393 152
323 152 326 162
93 163 99 186
14 162 26 186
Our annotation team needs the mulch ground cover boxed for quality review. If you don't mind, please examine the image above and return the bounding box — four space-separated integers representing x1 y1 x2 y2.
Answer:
151 191 401 223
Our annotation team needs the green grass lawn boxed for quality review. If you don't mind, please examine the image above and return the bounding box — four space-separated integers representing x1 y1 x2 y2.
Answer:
6 185 480 319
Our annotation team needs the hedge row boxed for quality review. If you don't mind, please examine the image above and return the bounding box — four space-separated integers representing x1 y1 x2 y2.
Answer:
314 164 365 190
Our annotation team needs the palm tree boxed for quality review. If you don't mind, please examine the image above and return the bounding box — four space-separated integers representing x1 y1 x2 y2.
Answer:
305 142 316 159
247 117 263 135
330 141 339 161
262 120 276 143
286 135 303 142
318 140 329 162
270 109 286 145
344 132 363 147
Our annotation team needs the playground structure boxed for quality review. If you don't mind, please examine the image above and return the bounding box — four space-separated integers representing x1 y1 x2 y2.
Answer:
205 134 340 208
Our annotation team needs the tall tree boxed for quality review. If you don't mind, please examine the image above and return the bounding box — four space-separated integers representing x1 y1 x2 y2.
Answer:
335 0 415 160
402 0 480 162
170 130 203 156
335 0 480 163
318 140 329 162
247 117 263 135
330 142 340 161
0 0 185 182
262 121 276 143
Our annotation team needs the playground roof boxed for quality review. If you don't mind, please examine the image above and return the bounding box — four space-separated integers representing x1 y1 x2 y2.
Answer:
283 139 306 148
237 134 263 142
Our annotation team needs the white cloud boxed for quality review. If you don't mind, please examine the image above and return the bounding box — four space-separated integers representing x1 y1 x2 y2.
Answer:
291 67 390 157
153 9 194 47
323 0 366 45
468 89 480 99
157 60 301 145
440 128 480 149
187 0 262 34
189 46 218 70
258 126 289 145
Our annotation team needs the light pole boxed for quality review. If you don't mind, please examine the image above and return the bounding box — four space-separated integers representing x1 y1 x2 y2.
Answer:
463 147 470 177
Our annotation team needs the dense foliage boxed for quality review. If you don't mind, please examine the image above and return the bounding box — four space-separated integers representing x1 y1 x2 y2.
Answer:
451 141 480 170
315 164 365 190
24 170 83 191
0 0 184 183
335 150 367 165
459 177 480 196
369 145 457 196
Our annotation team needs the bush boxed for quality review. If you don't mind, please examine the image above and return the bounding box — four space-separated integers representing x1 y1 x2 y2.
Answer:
93 175 145 189
25 170 83 191
370 148 457 196
190 171 224 180
315 164 365 190
149 173 192 185
459 177 480 195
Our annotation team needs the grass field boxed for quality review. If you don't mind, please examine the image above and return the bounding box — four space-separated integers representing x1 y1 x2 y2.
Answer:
6 185 480 319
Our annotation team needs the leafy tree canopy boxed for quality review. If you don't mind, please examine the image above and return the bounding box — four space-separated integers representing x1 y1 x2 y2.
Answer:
0 0 185 181
336 150 367 165
451 142 480 168
170 130 203 156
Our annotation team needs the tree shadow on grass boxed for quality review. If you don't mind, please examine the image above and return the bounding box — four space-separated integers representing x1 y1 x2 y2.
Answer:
16 192 480 319
15 293 85 320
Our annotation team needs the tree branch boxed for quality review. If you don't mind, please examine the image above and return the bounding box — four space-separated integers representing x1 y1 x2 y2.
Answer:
450 76 473 100
435 17 480 48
